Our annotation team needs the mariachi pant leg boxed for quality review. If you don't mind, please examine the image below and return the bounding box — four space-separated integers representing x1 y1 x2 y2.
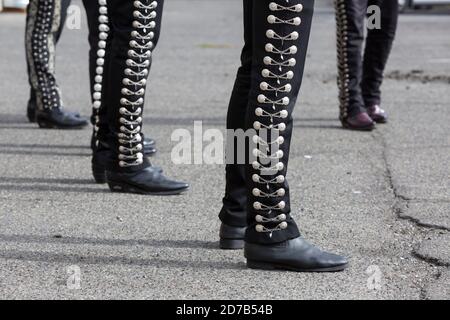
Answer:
219 0 254 228
105 0 164 172
243 0 315 245
334 0 368 119
361 0 398 107
26 0 71 110
82 0 113 148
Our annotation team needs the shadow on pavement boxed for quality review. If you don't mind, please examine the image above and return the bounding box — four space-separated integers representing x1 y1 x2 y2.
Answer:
0 142 91 157
0 150 90 157
0 143 90 149
0 234 219 250
0 249 245 270
0 114 30 125
0 177 94 185
0 125 41 130
0 234 243 270
0 184 107 193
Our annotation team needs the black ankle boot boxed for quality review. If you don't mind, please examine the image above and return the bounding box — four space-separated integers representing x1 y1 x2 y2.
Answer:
36 108 88 129
245 237 348 272
27 98 37 123
92 147 110 184
106 167 189 195
27 90 82 124
27 98 82 124
219 223 246 250
142 135 157 156
92 146 162 184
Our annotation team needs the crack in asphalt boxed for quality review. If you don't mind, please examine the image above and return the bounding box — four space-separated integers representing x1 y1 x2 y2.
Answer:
398 210 450 232
373 129 449 246
412 251 450 268
372 129 449 299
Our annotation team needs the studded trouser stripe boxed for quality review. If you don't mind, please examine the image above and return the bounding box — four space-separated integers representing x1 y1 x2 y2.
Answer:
91 0 110 147
334 0 350 120
242 0 315 245
104 0 163 172
26 0 65 110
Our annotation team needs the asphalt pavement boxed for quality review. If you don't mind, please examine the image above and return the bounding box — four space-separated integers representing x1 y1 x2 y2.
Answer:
0 0 448 299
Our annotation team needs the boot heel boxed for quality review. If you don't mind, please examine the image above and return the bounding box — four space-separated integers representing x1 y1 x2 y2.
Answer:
108 180 139 193
92 164 106 184
27 109 36 123
246 260 277 270
220 239 244 250
37 120 54 129
107 181 125 192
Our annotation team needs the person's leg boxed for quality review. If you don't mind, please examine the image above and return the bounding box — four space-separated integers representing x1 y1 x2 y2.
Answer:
334 0 374 131
242 0 347 272
362 0 399 123
82 0 115 183
27 0 72 122
82 0 109 139
219 0 254 250
104 0 188 195
25 0 87 128
82 0 156 162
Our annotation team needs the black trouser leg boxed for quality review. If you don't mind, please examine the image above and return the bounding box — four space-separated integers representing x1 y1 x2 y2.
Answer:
334 0 368 119
243 0 314 245
242 1 348 272
219 0 253 228
83 0 113 148
106 0 164 173
361 0 398 107
26 0 71 110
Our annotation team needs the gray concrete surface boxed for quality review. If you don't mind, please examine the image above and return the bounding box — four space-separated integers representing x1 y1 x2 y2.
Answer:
0 0 448 300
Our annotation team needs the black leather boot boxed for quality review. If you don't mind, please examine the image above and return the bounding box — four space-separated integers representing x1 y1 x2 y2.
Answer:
28 97 82 124
142 136 157 155
106 167 188 195
341 111 375 131
367 105 388 124
92 142 161 184
92 144 111 184
27 90 38 123
219 223 246 250
245 237 348 272
35 108 88 129
224 0 347 272
27 89 81 124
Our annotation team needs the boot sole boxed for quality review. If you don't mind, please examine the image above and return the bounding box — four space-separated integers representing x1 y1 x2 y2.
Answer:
341 121 375 131
144 148 157 157
220 238 245 250
107 180 188 196
37 119 87 130
373 118 387 124
247 260 348 273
